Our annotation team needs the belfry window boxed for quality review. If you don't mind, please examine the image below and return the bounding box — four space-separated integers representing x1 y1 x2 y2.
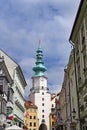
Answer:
42 86 44 89
42 92 44 95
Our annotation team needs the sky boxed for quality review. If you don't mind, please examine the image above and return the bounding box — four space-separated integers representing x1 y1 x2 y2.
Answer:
0 0 81 100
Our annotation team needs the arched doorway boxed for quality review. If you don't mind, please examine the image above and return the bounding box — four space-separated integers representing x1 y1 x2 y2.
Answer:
39 123 47 130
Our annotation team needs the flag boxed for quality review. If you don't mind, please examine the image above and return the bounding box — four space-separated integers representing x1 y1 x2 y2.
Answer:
7 111 14 120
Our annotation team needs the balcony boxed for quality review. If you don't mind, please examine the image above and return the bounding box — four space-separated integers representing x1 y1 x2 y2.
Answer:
15 99 24 112
7 101 13 109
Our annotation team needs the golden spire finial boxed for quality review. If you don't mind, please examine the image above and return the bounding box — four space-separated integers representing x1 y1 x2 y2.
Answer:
38 40 41 47
39 40 41 44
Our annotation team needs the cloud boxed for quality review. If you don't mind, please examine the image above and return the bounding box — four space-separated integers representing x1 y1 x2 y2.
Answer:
24 78 32 100
0 0 80 99
19 57 35 77
49 84 62 94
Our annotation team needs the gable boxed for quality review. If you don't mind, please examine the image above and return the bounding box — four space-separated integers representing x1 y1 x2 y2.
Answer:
0 49 18 79
0 57 13 84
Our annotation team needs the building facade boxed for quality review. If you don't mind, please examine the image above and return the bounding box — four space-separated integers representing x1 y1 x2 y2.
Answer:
24 101 38 130
59 50 80 130
69 0 87 129
29 44 51 130
0 50 27 127
59 69 68 130
0 56 13 129
67 51 80 130
50 94 57 130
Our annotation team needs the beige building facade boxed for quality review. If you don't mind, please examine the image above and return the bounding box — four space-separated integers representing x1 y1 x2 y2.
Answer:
67 51 80 130
59 80 67 130
69 0 87 129
59 50 80 130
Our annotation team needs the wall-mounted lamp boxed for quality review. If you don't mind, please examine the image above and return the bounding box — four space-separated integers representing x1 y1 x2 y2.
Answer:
72 108 76 119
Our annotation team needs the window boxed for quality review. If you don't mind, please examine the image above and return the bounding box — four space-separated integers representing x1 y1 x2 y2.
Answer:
52 104 54 107
8 88 13 102
42 115 44 118
52 115 54 118
30 122 32 126
2 99 7 114
42 103 44 106
34 116 36 119
0 79 3 94
42 98 44 101
0 85 3 94
7 107 13 113
52 121 55 125
3 78 8 95
0 69 3 74
42 110 44 112
34 122 36 127
42 92 44 95
83 55 87 69
30 116 32 119
42 86 44 89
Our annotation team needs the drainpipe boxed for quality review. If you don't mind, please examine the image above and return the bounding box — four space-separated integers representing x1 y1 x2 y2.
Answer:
65 68 72 128
68 71 72 124
64 68 72 130
69 40 81 130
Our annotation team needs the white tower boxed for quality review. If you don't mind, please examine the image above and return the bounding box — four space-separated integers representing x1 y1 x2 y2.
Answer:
30 43 51 130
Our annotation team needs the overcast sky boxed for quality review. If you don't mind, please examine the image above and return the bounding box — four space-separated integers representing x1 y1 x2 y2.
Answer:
0 0 80 99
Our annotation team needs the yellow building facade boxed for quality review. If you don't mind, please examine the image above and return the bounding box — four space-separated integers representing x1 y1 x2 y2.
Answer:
24 101 39 130
50 114 56 130
50 94 57 130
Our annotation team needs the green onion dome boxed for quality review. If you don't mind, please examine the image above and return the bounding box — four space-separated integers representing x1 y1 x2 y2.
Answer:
33 44 47 76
